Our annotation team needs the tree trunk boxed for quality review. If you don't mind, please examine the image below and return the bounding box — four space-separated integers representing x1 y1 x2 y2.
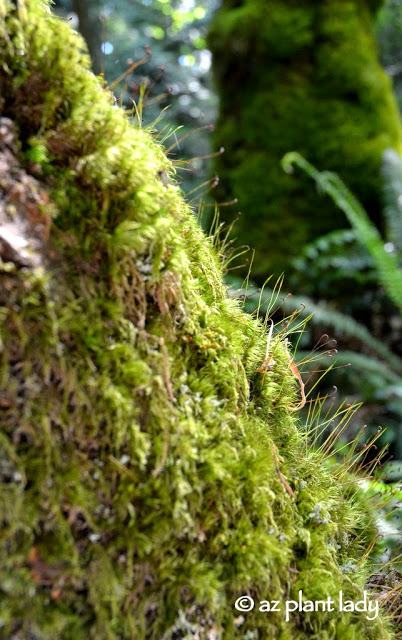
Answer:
72 0 103 74
208 0 402 280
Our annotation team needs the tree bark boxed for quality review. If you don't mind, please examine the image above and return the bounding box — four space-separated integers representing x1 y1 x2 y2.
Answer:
72 0 103 74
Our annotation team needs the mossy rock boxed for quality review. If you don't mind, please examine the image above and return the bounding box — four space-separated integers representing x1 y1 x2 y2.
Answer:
208 0 402 280
0 2 396 638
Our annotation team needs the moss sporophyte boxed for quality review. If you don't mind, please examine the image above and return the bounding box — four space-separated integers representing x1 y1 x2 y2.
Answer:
0 1 398 638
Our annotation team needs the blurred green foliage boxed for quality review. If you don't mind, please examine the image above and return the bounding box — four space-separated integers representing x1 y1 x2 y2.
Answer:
53 0 218 194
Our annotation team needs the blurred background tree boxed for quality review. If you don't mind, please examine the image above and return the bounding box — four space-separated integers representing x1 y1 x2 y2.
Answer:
71 0 103 73
377 0 402 107
208 0 402 280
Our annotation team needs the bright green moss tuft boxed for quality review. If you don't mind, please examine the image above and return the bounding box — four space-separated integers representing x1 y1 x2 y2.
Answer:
0 1 396 638
208 0 402 280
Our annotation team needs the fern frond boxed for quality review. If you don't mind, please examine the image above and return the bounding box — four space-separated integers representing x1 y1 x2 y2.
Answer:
293 228 373 275
298 229 358 260
282 152 402 313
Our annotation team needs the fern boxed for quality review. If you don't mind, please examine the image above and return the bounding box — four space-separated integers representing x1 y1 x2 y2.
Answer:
292 228 375 290
294 229 370 270
282 152 402 313
299 229 358 259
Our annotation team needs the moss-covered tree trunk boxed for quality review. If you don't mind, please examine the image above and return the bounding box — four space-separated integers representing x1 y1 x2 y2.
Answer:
208 0 402 280
0 1 397 638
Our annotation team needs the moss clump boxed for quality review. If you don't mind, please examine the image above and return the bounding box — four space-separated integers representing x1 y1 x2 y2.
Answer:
208 0 402 280
0 1 395 638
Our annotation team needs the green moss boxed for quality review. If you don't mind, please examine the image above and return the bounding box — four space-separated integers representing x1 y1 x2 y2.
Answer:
0 1 395 638
208 0 402 280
